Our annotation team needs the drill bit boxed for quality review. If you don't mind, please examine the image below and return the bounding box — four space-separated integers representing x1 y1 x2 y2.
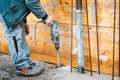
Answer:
56 50 60 68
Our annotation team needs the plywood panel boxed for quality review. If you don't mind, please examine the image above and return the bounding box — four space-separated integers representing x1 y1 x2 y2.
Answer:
0 22 119 75
0 0 120 76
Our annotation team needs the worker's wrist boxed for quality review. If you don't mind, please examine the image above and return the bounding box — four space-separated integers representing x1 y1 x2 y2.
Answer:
42 14 48 21
42 14 53 26
23 18 27 23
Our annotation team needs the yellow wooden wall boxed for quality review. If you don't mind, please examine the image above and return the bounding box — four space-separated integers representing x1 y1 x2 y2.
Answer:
0 0 120 75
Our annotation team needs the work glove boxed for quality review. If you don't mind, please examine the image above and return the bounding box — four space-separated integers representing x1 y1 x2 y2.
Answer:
41 15 52 26
24 23 30 35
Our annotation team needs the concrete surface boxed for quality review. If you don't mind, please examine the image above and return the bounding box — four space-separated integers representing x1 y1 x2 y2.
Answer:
0 54 119 80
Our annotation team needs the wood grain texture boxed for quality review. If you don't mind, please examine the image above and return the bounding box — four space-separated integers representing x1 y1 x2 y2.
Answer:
0 0 120 75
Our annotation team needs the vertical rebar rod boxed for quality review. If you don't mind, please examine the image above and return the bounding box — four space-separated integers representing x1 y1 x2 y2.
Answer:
95 0 100 75
85 0 92 76
71 0 73 73
119 0 120 77
112 0 116 80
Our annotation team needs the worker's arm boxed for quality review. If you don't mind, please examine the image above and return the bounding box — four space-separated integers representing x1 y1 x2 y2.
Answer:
25 0 48 20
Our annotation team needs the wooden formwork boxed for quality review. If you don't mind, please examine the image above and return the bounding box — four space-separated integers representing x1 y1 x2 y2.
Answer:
0 0 120 76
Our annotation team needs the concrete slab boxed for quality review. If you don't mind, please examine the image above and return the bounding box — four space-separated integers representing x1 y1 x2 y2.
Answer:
0 54 119 80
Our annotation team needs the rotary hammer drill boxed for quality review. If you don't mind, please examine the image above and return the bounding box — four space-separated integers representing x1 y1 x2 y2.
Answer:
50 21 60 52
50 21 60 67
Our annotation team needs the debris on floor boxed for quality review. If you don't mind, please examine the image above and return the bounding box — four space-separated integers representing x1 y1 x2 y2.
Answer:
0 54 119 80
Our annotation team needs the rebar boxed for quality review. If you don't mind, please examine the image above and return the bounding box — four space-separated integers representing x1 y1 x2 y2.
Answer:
71 0 73 73
119 0 120 77
112 0 116 80
95 0 100 75
85 0 92 76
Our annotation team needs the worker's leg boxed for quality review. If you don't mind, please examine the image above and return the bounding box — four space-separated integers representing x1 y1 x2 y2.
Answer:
6 23 30 69
5 23 44 76
0 15 43 77
21 24 34 65
0 15 29 69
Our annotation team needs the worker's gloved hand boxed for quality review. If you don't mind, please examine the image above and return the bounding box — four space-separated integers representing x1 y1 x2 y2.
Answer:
42 15 53 26
24 23 30 35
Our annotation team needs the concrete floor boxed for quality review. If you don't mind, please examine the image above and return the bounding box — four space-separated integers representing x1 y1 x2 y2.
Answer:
0 54 119 80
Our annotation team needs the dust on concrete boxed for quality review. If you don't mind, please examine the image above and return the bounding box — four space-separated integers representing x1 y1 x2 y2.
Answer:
0 54 119 80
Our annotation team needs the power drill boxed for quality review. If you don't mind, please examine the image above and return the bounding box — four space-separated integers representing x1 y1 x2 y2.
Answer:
50 21 60 51
50 21 60 67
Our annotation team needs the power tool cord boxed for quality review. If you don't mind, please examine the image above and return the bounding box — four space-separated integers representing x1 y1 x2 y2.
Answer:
31 21 42 52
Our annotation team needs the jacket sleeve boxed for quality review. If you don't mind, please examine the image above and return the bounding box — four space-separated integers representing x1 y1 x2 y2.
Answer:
25 0 47 19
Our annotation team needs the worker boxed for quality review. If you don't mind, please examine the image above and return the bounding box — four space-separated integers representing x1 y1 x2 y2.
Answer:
0 0 57 76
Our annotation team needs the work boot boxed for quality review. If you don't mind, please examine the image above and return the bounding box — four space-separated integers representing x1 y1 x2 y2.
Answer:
29 62 36 67
15 65 44 77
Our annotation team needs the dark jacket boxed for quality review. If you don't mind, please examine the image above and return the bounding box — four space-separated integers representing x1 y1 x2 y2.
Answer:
0 0 47 29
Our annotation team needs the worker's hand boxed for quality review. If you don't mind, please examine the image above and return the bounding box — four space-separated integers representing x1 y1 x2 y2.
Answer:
45 16 53 26
24 23 30 35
